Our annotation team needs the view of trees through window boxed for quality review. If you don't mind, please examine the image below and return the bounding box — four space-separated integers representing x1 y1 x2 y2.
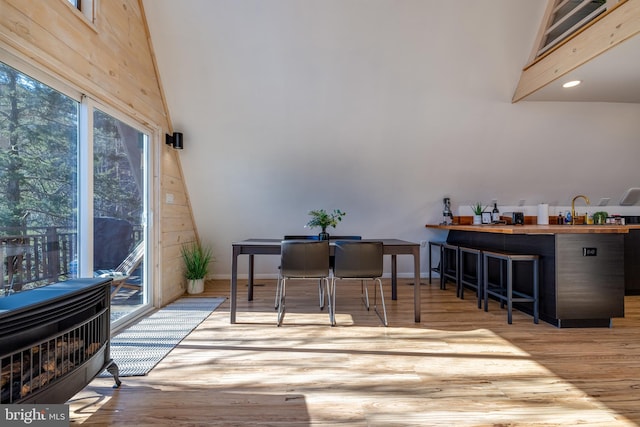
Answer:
93 110 144 225
93 109 147 312
0 60 146 301
0 61 78 294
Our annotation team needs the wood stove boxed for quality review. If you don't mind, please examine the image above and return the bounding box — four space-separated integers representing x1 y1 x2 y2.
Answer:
0 278 120 404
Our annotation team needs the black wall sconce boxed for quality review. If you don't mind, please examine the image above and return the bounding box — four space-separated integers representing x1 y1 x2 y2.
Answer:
165 132 183 149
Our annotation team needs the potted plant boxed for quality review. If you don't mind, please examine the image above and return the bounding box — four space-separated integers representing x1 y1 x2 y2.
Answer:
593 211 608 225
180 242 213 294
470 203 487 225
306 209 346 239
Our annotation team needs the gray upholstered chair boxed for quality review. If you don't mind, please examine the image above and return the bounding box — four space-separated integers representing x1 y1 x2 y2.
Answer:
276 240 331 326
330 240 387 326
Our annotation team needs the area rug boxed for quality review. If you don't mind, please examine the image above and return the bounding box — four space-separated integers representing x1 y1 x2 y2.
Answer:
100 297 225 377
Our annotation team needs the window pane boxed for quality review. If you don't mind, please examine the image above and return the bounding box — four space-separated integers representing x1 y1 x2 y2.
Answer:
93 109 147 320
0 61 79 295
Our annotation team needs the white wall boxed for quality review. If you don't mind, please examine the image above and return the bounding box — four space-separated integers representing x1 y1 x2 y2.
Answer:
144 0 640 279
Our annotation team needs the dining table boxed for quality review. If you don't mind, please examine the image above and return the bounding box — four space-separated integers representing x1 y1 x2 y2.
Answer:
230 238 421 323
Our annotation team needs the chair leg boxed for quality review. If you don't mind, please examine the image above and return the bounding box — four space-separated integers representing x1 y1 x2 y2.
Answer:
373 278 388 327
361 280 370 310
276 278 287 326
319 279 325 310
328 277 336 326
275 273 282 310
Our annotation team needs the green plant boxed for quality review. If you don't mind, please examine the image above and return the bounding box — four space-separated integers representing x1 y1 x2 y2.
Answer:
180 242 213 280
593 211 609 225
306 209 346 232
470 203 487 215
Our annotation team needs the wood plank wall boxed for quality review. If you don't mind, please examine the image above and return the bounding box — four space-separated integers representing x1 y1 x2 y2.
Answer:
0 0 195 305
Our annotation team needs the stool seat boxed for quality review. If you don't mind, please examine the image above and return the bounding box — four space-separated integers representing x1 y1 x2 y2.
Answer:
482 250 539 324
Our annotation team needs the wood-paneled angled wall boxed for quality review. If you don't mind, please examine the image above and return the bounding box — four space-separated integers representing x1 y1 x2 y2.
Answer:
0 0 195 305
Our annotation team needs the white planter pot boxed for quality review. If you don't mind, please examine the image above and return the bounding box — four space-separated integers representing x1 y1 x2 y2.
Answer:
187 278 204 294
473 215 482 225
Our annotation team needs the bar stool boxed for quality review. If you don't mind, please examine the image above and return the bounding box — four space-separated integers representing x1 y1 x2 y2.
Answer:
441 243 459 291
428 241 444 285
458 246 482 308
482 250 539 324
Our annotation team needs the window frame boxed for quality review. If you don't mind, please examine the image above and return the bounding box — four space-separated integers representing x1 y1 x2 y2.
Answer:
64 0 97 26
0 47 159 317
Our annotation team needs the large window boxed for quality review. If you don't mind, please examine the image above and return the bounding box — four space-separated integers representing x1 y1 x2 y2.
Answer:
0 58 152 324
93 109 149 319
0 61 78 294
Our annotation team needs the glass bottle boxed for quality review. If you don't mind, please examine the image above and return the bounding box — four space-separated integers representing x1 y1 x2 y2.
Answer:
491 203 500 223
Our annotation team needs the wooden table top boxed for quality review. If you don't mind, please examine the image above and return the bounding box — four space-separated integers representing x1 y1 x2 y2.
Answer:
425 224 634 234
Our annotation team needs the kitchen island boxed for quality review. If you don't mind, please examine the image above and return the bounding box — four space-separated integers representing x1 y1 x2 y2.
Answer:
426 223 631 327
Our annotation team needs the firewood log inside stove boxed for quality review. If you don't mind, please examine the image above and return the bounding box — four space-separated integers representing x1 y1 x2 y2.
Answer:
3 337 90 399
86 342 101 357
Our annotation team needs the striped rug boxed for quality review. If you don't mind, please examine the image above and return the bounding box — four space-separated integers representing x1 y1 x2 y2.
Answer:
100 297 225 377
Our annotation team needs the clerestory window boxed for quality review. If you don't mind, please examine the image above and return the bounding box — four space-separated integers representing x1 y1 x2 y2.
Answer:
534 0 620 60
66 0 96 24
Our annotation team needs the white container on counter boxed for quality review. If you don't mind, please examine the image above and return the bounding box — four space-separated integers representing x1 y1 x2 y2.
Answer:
537 203 549 225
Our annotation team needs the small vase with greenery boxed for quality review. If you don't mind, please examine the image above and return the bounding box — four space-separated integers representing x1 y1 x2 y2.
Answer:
180 242 213 294
470 203 486 225
306 209 346 239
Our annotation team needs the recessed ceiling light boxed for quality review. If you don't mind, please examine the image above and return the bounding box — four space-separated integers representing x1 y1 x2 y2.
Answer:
562 80 582 88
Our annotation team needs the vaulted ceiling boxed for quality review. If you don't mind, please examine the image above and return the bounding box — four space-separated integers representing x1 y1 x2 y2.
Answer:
141 1 640 275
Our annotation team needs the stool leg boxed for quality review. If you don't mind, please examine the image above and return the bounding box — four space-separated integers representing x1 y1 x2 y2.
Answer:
459 250 465 299
439 247 444 289
483 255 489 312
476 253 482 309
457 250 463 299
533 259 539 324
429 243 433 285
454 248 460 295
499 260 506 309
440 248 449 290
507 258 513 325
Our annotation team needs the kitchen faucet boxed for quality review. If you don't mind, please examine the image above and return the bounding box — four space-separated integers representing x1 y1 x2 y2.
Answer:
571 195 590 225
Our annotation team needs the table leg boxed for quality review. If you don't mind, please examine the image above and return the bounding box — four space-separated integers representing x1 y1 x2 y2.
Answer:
230 247 239 324
391 254 397 300
248 254 255 301
413 246 421 323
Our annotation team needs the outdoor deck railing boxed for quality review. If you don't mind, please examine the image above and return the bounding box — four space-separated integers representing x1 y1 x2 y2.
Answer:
1 225 142 295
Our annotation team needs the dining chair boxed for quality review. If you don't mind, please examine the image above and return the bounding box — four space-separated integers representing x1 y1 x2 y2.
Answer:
278 235 323 310
329 240 387 326
276 235 361 310
328 235 361 267
275 240 331 326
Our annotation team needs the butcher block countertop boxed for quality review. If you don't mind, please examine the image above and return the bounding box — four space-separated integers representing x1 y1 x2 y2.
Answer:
425 224 634 234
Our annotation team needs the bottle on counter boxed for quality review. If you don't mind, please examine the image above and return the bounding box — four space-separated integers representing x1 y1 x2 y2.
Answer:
491 202 500 223
558 213 564 225
566 211 572 224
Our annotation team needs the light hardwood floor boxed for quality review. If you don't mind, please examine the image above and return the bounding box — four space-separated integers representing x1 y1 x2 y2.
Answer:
69 278 640 426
